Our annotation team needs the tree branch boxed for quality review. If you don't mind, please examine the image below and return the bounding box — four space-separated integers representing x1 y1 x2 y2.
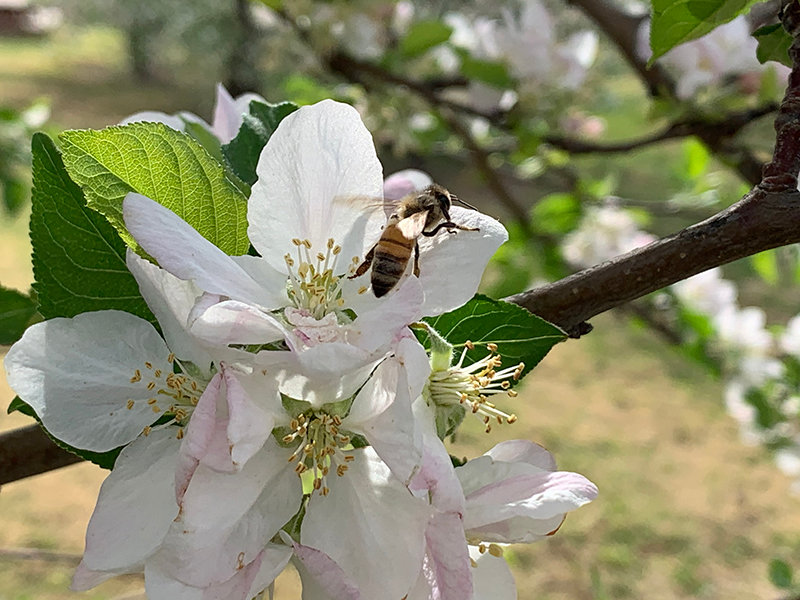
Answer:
0 424 81 485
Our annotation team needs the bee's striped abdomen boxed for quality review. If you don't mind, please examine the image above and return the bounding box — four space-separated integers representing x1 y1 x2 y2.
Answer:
371 226 415 297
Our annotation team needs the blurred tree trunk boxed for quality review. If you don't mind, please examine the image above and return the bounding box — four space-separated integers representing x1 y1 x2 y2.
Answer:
225 0 262 95
127 10 160 82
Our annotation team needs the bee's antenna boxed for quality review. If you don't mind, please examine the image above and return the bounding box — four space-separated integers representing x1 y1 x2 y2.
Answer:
450 193 479 211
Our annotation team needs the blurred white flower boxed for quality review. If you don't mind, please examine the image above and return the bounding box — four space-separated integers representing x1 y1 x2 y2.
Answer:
562 204 656 268
637 16 777 99
781 315 800 358
671 268 737 315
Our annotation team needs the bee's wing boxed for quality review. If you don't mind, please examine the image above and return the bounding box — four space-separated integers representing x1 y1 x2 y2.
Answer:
396 210 429 239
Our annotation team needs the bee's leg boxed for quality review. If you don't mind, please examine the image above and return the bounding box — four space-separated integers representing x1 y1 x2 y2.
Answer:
413 242 420 277
422 222 480 237
348 245 375 279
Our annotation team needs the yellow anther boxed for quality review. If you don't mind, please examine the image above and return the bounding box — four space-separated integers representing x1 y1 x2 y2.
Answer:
126 399 135 410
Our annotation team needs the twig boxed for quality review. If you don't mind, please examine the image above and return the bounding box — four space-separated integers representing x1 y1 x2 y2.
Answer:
436 108 532 230
545 103 779 154
0 547 81 564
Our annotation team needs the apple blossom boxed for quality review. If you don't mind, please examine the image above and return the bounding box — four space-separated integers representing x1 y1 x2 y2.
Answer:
409 400 598 600
123 100 507 403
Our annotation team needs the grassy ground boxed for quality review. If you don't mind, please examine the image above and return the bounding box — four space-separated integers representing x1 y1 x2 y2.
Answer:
1 23 799 600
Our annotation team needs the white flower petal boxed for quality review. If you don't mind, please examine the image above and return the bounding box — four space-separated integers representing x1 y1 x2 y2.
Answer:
160 439 301 587
277 345 379 407
468 547 517 600
346 355 422 484
301 448 429 600
189 299 287 346
5 310 171 451
347 276 423 354
416 207 508 316
246 544 294 599
248 100 385 273
126 250 213 375
75 429 180 585
123 193 280 308
485 439 557 471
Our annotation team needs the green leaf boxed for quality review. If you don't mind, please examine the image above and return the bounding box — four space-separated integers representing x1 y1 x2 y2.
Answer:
421 294 567 382
768 558 794 589
400 20 453 57
531 193 582 235
59 122 249 255
754 23 793 67
7 395 34 417
682 137 710 180
222 100 299 186
649 0 758 63
751 249 779 285
30 133 157 323
460 56 514 89
0 286 37 345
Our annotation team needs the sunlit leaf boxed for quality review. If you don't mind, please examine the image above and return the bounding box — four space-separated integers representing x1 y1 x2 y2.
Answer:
59 122 249 255
649 0 758 63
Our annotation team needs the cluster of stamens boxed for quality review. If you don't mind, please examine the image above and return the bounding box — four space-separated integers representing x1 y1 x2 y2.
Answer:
282 411 355 496
284 238 346 319
127 353 204 439
428 342 524 433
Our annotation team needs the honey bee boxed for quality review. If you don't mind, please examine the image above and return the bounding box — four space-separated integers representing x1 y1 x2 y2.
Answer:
350 183 479 297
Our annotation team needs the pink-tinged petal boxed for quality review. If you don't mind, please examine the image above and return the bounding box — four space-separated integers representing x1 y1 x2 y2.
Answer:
416 207 508 316
160 439 301 587
462 470 597 543
126 250 213 375
173 366 272 492
422 513 473 600
175 372 226 503
384 169 433 201
123 193 281 308
288 538 361 600
301 448 429 600
5 310 171 451
74 429 180 588
248 100 385 273
409 399 465 514
145 550 285 600
486 439 557 471
468 547 516 600
211 84 264 144
346 355 422 484
189 299 287 346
